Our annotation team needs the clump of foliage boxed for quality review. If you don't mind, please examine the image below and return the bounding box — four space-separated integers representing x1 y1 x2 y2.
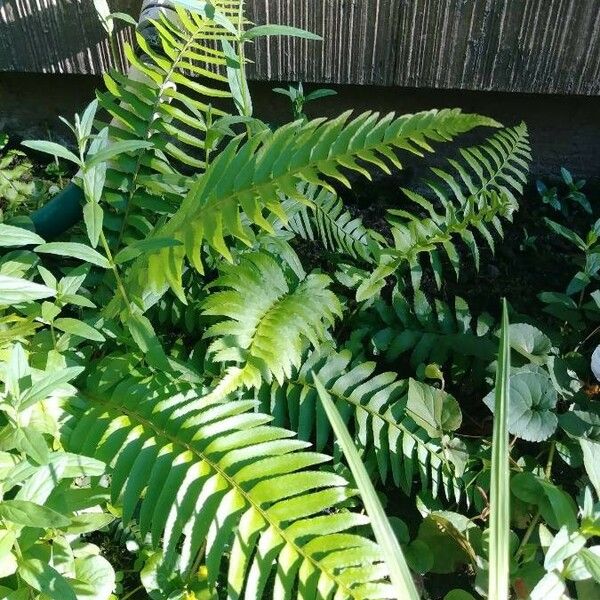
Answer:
2 2 600 599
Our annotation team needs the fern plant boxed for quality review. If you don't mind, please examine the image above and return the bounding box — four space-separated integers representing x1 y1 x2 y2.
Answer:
0 1 542 598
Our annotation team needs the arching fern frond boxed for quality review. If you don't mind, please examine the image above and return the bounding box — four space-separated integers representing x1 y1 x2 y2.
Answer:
284 185 379 262
67 372 394 599
202 251 342 392
119 109 499 303
357 123 531 300
370 288 496 380
259 346 469 502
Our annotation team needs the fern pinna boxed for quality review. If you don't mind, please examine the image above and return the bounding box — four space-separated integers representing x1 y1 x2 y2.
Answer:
68 370 395 599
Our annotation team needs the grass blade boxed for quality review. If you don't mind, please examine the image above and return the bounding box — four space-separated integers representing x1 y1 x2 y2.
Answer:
314 374 420 600
488 299 511 600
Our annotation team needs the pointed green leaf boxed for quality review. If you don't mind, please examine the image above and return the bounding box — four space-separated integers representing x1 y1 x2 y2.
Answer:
0 500 71 528
0 274 56 304
0 224 44 247
21 140 81 165
35 243 111 269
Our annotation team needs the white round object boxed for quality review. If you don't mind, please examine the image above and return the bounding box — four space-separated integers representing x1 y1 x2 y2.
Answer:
591 344 600 382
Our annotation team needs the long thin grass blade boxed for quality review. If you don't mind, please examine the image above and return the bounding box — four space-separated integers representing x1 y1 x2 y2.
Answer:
314 374 421 600
488 299 511 600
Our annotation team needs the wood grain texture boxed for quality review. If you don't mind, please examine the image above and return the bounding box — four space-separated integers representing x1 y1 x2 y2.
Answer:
1 0 599 95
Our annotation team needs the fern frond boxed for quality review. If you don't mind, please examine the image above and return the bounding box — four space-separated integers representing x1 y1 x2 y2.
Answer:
202 251 342 390
284 185 378 262
371 288 496 378
259 346 468 502
67 372 395 599
357 123 531 299
119 109 499 302
98 4 237 240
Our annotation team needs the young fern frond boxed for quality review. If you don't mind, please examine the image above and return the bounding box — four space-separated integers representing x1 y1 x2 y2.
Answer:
371 288 496 378
357 123 531 300
284 185 378 262
118 109 499 304
259 346 468 502
67 372 395 600
202 252 342 392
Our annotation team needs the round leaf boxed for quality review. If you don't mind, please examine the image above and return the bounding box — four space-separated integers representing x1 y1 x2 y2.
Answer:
509 372 558 442
509 323 552 359
485 372 558 442
71 555 115 600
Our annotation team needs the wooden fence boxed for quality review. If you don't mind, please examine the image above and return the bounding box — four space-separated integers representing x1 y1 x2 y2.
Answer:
1 0 599 95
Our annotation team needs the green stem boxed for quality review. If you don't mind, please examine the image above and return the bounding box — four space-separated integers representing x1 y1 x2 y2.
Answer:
545 440 556 480
120 584 145 600
99 230 131 309
515 440 557 561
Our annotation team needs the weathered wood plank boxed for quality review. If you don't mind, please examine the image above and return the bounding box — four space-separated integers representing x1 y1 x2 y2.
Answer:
1 0 599 95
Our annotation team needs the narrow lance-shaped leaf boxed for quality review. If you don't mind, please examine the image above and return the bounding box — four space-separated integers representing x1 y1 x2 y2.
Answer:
314 374 420 600
488 299 511 600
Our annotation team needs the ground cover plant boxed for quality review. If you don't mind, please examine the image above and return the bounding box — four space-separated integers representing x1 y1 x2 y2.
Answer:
1 1 600 599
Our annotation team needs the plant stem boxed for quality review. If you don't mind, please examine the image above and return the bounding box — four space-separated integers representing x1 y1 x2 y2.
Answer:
515 440 557 561
99 230 131 309
514 508 541 561
120 584 145 600
545 440 556 480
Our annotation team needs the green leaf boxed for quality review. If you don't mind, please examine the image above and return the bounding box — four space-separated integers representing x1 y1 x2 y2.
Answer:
114 237 183 265
83 127 109 206
0 224 45 247
580 548 600 584
35 243 111 269
243 24 322 41
314 375 420 600
85 140 153 168
0 274 56 304
12 427 49 464
54 318 106 342
93 0 113 34
530 571 566 600
71 555 115 600
0 500 71 528
580 438 600 499
444 591 477 600
0 529 16 560
544 218 587 251
416 512 477 574
21 140 81 165
0 551 17 578
19 367 84 410
18 559 77 600
509 323 552 361
407 379 462 438
172 0 238 34
485 372 557 442
107 11 138 26
126 312 170 370
5 341 29 398
83 203 104 248
544 527 586 571
488 299 511 600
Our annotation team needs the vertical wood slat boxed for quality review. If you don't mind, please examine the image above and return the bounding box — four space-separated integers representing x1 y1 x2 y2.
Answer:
1 0 600 95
